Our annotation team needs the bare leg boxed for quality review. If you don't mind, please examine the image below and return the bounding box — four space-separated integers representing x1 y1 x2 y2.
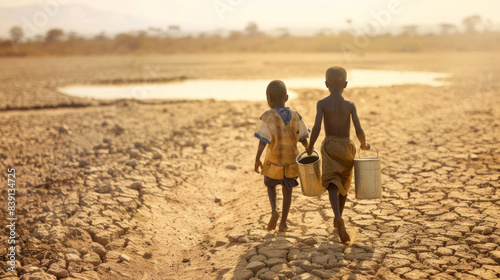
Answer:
267 186 279 231
328 184 350 244
279 186 292 232
328 184 341 223
268 185 277 212
338 193 347 217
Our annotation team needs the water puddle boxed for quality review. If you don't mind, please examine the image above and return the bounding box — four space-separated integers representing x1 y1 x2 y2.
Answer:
59 69 450 101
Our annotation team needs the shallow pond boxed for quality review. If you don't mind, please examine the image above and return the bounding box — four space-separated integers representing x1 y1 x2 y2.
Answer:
59 69 450 101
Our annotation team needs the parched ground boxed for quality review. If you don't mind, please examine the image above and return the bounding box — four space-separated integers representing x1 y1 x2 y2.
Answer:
0 52 499 280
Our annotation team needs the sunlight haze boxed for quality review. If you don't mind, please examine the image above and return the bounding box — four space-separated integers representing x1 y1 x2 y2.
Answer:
0 0 499 36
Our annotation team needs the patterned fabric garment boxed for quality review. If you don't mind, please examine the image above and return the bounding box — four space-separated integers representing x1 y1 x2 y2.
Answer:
254 107 309 179
274 107 292 125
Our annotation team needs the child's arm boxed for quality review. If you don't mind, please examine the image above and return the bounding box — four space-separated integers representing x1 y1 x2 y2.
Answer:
254 140 267 173
306 101 323 155
352 103 370 150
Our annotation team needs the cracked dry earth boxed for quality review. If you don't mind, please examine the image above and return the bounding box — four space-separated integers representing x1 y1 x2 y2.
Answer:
0 53 499 280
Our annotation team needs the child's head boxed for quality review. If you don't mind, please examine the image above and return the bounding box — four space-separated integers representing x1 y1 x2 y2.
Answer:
325 66 348 91
266 80 288 108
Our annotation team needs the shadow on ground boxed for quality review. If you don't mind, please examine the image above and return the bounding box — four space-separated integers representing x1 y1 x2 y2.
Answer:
229 229 378 280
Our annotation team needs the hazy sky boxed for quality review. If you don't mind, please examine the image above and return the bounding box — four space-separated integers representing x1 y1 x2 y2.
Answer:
1 0 499 32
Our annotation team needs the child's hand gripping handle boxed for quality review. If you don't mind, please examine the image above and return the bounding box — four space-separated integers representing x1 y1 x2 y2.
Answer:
358 143 378 159
306 146 315 156
360 142 371 150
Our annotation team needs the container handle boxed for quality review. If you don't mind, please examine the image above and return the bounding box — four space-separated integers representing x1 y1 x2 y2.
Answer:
296 149 320 163
358 143 379 159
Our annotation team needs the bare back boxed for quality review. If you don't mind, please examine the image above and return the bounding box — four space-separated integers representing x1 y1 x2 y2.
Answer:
307 68 368 155
319 95 353 137
307 90 366 155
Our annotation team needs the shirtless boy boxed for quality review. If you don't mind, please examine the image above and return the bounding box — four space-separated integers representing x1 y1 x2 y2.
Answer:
306 66 370 243
254 80 309 232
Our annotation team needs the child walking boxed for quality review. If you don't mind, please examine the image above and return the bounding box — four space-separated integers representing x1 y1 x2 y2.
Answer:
306 67 370 243
254 80 309 232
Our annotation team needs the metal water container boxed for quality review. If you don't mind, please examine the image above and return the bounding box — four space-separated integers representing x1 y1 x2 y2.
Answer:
354 146 382 199
296 150 326 196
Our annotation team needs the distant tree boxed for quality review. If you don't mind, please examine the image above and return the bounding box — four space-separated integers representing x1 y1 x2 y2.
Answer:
399 39 423 52
45 29 64 42
10 26 23 43
245 22 259 37
439 23 457 35
229 31 242 40
94 32 107 41
402 25 418 36
462 15 482 33
34 34 44 42
115 33 140 50
148 27 162 32
67 32 80 41
148 27 163 38
168 25 181 32
275 27 289 37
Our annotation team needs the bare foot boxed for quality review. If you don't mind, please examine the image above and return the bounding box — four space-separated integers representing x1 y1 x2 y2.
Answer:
335 218 350 244
278 223 293 232
267 211 279 231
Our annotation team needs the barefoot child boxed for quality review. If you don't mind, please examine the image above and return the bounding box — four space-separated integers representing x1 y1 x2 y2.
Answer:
254 80 309 232
306 67 370 244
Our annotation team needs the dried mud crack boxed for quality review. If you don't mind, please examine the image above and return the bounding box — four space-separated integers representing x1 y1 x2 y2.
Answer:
0 53 499 280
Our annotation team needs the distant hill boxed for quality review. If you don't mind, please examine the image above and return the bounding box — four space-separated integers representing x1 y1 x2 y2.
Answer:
0 3 151 39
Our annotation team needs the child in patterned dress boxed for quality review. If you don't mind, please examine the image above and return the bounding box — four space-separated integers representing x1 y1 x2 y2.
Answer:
254 80 310 232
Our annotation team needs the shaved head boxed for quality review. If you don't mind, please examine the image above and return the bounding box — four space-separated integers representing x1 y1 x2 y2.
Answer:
326 66 347 83
266 80 287 102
